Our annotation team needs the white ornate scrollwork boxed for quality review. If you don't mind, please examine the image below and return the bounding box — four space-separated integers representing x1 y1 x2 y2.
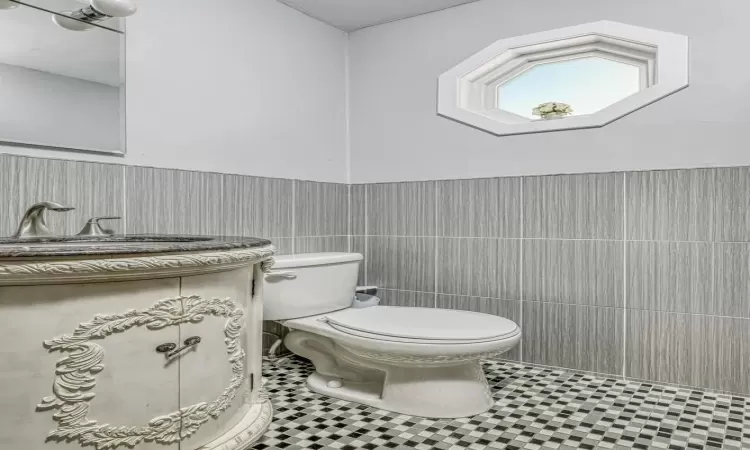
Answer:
0 245 276 285
37 296 246 450
260 256 276 274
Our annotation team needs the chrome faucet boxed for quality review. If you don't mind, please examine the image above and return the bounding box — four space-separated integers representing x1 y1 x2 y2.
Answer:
13 201 75 238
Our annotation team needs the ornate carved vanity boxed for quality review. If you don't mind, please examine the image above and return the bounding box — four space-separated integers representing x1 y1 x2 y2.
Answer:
0 235 275 449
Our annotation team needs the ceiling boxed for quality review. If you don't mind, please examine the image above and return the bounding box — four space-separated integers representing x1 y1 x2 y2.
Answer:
0 0 122 86
277 0 480 32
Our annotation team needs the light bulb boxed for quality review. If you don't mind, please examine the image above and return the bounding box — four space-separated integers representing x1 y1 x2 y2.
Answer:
52 12 94 31
0 0 18 10
90 0 137 17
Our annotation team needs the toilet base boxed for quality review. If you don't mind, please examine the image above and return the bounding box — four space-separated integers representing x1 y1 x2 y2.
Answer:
306 361 494 418
285 329 499 419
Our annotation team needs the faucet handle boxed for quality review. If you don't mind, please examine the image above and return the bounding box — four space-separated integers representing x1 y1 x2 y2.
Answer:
77 216 121 237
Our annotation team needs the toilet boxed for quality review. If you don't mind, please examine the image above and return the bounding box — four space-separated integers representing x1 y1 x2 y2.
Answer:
264 252 521 419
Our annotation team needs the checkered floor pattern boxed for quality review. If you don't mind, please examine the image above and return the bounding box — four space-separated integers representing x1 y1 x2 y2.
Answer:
253 357 750 449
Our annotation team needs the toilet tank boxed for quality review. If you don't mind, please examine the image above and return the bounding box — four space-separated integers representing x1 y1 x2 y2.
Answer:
263 252 363 320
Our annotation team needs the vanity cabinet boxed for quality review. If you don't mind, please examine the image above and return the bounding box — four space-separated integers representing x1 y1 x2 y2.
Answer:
0 239 275 450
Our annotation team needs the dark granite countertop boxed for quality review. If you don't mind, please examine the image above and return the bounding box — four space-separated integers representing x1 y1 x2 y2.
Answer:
0 234 273 258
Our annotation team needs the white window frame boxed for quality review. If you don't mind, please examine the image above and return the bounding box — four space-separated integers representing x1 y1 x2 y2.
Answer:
438 21 689 136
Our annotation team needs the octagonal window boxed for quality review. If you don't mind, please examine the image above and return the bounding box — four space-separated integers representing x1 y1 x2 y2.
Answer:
496 56 643 119
438 21 689 136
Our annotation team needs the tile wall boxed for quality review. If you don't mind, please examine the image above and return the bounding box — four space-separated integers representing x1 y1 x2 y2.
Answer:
0 153 349 252
3 152 749 395
351 168 750 395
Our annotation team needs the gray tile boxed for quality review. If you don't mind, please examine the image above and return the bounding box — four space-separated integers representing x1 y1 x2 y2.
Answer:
714 166 750 242
350 184 367 236
523 172 623 239
295 181 348 236
9 155 124 236
626 168 716 241
626 310 750 393
0 154 17 236
367 181 435 236
437 177 521 238
351 236 366 286
223 174 293 238
523 302 623 375
294 236 349 254
269 237 294 255
435 295 521 360
522 240 623 307
714 243 750 318
125 166 223 235
378 289 435 308
436 238 520 299
366 236 435 292
627 241 713 314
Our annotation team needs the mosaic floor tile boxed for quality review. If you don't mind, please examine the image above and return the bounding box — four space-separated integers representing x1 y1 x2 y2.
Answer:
253 357 750 450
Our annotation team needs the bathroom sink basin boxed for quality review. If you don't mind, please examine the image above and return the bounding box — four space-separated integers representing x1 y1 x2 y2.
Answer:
0 234 272 257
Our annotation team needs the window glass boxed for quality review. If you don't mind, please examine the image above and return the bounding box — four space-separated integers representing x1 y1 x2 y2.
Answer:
496 57 641 119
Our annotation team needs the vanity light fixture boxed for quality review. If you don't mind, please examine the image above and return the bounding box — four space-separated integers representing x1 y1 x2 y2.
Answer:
52 0 136 31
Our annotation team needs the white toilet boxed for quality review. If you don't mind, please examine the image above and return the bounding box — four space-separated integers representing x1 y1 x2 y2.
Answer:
263 252 521 419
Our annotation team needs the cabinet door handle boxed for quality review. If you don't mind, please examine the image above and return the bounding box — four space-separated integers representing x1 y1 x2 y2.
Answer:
155 336 201 358
265 271 297 280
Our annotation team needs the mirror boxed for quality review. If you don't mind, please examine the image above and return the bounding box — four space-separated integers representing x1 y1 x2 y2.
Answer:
496 57 643 120
0 0 125 154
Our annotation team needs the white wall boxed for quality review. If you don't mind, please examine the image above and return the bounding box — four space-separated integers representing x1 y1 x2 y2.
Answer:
348 0 750 183
0 63 120 152
1 0 349 183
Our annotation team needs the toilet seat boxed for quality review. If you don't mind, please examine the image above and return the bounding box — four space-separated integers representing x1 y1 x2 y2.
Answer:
323 306 519 344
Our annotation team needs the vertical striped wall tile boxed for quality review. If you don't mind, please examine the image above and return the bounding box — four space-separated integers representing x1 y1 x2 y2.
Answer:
350 184 367 236
223 174 293 238
351 236 367 286
714 243 750 318
436 177 522 238
523 172 623 239
378 289 435 308
625 310 750 394
626 168 716 241
10 155 124 236
366 236 435 292
437 238 521 300
125 166 223 235
522 240 623 307
627 241 713 314
367 181 435 236
714 166 750 242
0 154 18 236
523 302 623 375
295 236 349 253
295 181 348 236
269 237 294 255
436 238 471 296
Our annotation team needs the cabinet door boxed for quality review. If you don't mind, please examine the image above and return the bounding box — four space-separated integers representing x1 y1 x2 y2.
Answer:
176 268 253 448
0 278 182 450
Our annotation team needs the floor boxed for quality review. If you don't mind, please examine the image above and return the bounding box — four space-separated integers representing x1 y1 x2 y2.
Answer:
254 357 750 450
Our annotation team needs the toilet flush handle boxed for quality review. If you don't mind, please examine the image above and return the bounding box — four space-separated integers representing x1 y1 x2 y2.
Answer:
265 271 297 280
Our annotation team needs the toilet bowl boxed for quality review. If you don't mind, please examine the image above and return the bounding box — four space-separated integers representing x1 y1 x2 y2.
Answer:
264 252 521 419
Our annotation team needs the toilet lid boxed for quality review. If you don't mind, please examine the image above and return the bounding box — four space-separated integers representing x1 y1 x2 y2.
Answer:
324 306 519 344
